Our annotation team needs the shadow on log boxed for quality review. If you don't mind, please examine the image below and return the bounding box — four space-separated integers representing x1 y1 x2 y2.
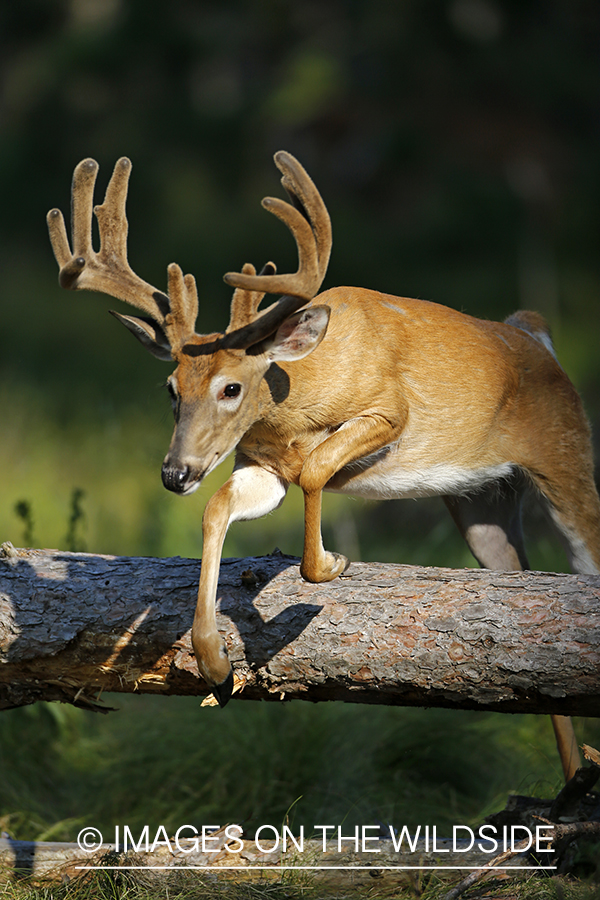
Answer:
0 544 599 714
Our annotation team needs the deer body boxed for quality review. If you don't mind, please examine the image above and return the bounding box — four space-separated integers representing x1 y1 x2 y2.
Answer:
216 287 597 529
234 289 568 499
48 152 600 762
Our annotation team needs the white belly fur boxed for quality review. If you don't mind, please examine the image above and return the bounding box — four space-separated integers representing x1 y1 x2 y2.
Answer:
325 445 516 500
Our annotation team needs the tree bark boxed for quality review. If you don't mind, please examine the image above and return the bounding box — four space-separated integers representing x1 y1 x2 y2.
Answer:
0 546 599 715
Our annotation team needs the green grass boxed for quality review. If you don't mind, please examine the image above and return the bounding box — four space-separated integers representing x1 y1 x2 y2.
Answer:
2 702 600 898
2 695 600 845
3 845 600 900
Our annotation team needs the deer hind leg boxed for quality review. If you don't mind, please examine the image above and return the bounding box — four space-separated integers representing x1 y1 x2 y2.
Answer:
532 466 600 779
443 472 581 782
443 471 530 572
535 477 600 576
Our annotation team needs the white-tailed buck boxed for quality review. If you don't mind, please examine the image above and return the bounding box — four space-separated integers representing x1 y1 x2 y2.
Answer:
48 153 599 779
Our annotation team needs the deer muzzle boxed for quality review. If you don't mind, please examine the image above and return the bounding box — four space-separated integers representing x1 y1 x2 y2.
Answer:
161 461 202 495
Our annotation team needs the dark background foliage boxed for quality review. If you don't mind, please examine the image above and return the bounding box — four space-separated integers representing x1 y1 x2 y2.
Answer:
1 0 599 418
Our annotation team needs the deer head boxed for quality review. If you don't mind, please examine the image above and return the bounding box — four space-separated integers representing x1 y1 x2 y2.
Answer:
47 153 332 500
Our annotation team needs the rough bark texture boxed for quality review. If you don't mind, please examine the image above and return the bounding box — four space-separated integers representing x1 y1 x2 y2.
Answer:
1 546 599 715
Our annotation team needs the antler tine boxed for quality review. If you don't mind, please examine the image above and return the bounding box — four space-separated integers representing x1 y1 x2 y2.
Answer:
47 157 169 324
226 261 278 334
276 150 332 283
223 151 332 302
164 263 199 348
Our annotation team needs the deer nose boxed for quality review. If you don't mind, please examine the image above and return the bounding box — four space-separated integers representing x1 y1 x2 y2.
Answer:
161 462 191 494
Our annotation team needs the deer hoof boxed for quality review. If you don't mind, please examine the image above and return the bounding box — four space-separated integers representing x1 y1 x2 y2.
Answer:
301 551 349 583
329 551 350 579
211 669 235 708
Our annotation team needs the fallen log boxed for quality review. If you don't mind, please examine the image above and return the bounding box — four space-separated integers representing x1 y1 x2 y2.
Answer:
0 832 544 885
0 544 599 714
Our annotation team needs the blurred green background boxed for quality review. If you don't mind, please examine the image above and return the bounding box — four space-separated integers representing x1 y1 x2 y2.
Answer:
1 0 599 844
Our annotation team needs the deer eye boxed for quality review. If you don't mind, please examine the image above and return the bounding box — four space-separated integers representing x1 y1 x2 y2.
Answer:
165 379 180 419
213 378 244 405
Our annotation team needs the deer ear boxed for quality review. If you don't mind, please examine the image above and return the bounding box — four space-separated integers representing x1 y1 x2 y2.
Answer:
264 305 330 362
109 311 173 361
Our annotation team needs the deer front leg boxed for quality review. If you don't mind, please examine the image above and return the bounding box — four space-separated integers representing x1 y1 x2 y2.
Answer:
301 487 349 582
299 414 404 582
193 459 288 707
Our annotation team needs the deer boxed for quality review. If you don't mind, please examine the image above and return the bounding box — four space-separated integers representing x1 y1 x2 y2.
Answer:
47 151 600 782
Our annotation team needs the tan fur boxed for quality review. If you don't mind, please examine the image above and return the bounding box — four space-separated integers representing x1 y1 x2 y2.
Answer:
49 153 600 725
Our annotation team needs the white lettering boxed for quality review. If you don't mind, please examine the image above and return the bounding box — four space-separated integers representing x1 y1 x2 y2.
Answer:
389 825 421 853
151 825 172 853
174 825 199 853
255 825 280 853
314 826 335 852
362 826 380 853
536 825 554 853
150 825 173 853
432 826 449 852
123 825 149 853
477 824 498 854
202 826 221 853
282 825 304 852
337 826 359 852
453 826 474 852
511 826 533 852
225 824 244 853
